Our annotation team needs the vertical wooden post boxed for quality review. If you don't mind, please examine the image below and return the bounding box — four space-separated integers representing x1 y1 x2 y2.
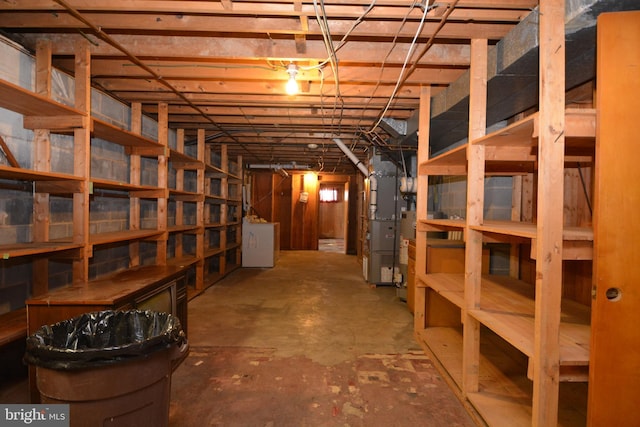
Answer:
156 102 169 265
32 39 52 296
174 129 185 261
220 144 229 275
462 38 488 395
129 102 142 267
72 39 91 282
414 85 431 332
195 129 206 289
510 176 522 278
533 0 565 424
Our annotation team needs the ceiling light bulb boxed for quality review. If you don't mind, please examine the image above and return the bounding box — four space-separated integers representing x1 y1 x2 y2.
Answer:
285 63 299 95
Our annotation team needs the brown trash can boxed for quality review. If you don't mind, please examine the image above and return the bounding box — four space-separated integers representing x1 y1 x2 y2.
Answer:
24 310 188 427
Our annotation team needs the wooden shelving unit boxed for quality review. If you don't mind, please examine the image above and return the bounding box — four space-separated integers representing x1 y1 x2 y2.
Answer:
414 6 595 426
0 41 243 355
167 132 243 299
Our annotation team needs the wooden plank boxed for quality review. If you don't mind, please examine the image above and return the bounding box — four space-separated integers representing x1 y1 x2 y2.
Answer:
463 38 488 396
0 308 27 347
22 115 87 131
0 164 82 183
530 239 593 261
26 264 186 306
533 1 566 423
32 39 52 298
91 117 162 148
89 229 164 246
0 242 83 259
91 177 164 194
0 78 84 117
471 220 593 241
170 148 204 169
589 11 640 426
72 39 91 283
418 218 465 232
34 180 84 194
156 102 169 265
415 85 431 318
129 101 142 267
473 108 595 149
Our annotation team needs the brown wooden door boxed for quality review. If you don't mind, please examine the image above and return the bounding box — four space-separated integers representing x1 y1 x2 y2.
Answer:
589 10 640 426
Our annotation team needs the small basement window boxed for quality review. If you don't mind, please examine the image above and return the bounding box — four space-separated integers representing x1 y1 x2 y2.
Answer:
319 188 338 202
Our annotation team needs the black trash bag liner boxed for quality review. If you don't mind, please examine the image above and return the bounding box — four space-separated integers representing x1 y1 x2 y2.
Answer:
24 310 185 370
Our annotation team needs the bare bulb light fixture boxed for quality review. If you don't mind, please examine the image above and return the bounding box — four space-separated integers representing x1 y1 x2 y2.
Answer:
285 63 299 95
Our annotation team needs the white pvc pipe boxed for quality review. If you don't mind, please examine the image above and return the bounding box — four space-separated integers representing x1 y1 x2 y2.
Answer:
333 138 377 219
333 138 368 176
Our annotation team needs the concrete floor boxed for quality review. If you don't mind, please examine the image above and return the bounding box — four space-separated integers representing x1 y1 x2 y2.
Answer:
169 251 477 426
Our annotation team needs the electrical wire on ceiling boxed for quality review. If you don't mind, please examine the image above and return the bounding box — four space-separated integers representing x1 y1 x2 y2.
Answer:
311 0 379 138
366 0 459 135
313 0 344 136
364 0 432 135
354 0 422 132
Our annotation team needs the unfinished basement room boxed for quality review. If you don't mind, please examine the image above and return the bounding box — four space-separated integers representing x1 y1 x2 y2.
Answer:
0 1 639 426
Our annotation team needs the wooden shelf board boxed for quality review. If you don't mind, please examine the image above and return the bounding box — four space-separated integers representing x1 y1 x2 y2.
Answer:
205 194 225 202
472 109 596 149
205 163 225 175
204 222 224 228
91 178 164 196
471 220 593 241
90 229 163 246
27 264 186 306
418 218 465 233
419 272 465 308
415 326 534 427
0 165 82 183
419 144 467 175
0 308 27 347
167 224 199 234
416 326 587 427
204 247 224 258
166 254 200 268
169 149 203 168
417 272 590 366
415 327 465 388
469 275 590 366
92 118 163 149
0 241 82 259
169 189 204 202
0 79 84 117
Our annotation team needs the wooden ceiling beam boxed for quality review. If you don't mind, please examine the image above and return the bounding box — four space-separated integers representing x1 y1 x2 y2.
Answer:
21 34 471 65
154 106 412 119
93 77 425 98
0 1 535 20
112 90 432 105
58 59 465 85
0 13 516 40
